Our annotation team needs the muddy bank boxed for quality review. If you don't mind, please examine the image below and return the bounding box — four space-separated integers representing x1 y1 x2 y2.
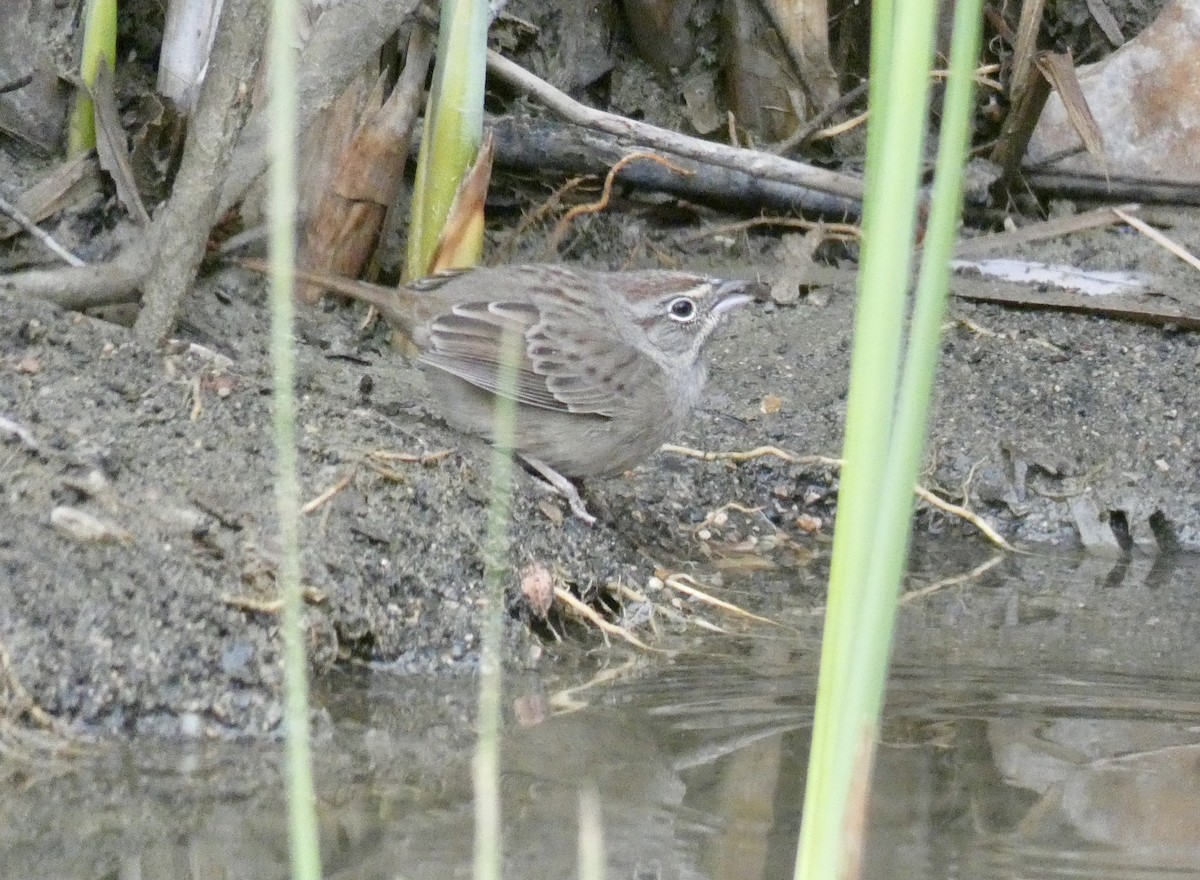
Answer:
3 212 1200 736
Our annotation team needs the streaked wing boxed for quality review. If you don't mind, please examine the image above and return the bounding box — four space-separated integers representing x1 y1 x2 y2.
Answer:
420 298 657 417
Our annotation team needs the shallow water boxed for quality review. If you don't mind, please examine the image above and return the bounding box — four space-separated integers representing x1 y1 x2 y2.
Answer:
4 547 1200 880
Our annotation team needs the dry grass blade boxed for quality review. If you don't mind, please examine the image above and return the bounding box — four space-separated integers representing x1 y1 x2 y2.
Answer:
1084 0 1126 46
300 448 453 514
0 193 84 266
0 151 100 243
301 469 356 514
809 110 869 141
368 448 455 464
1113 208 1200 274
953 204 1136 258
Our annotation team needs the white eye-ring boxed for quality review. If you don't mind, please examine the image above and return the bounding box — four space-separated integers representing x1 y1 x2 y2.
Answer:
667 296 698 322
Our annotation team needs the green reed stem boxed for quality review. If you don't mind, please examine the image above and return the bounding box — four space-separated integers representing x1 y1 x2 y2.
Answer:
267 0 321 876
67 0 117 153
405 0 489 278
794 0 983 875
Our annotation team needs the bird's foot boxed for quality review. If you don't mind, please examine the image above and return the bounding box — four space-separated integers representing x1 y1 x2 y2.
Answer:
520 455 596 525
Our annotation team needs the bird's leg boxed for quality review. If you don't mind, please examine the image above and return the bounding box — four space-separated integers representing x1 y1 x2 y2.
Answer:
520 455 596 525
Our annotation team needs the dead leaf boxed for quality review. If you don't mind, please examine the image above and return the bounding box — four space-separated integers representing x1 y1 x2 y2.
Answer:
1035 52 1105 165
520 563 555 619
768 228 826 304
92 62 151 225
428 130 495 274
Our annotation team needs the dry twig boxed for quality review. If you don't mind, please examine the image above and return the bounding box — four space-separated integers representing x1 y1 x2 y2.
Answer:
0 193 84 266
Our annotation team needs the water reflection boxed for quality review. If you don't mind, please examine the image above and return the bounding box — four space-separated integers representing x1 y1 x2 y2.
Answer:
3 549 1200 879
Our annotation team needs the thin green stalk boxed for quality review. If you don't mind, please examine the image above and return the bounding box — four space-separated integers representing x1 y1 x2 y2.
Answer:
795 0 948 876
474 328 520 880
267 0 321 876
863 0 986 678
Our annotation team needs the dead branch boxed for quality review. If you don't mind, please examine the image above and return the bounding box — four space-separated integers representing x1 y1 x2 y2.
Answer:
1021 170 1200 206
489 114 861 218
486 50 865 210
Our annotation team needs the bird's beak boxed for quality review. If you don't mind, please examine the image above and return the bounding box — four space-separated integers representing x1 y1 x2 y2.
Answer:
711 279 764 316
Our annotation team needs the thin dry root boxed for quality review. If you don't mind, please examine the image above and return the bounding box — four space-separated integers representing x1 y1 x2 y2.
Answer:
547 151 694 255
913 486 1018 553
553 587 657 651
0 636 79 757
221 586 325 614
675 215 860 246
498 175 592 261
900 553 1006 603
662 443 841 469
663 443 1017 552
302 448 454 515
662 572 789 629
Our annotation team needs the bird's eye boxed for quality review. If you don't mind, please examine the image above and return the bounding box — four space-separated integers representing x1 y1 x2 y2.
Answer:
667 296 697 322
